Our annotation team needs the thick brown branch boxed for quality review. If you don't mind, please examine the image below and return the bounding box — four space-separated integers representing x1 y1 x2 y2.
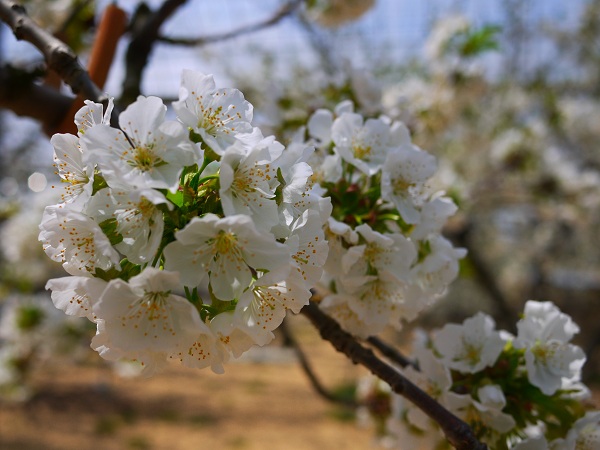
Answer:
158 0 303 46
301 301 488 450
0 0 105 103
119 0 188 107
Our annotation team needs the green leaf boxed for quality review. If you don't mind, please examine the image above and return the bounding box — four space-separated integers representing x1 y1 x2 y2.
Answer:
92 172 108 195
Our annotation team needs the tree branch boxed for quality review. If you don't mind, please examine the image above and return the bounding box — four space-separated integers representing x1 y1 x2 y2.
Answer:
0 0 106 103
280 318 358 408
158 0 303 46
0 65 72 133
119 0 188 107
301 301 488 450
366 336 418 370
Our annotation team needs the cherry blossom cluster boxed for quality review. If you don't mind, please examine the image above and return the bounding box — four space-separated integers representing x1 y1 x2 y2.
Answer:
359 301 593 449
39 70 330 374
299 101 465 337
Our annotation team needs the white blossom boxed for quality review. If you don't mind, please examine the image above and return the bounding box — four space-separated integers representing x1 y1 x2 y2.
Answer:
39 205 121 276
446 385 516 437
332 113 393 175
92 268 202 357
307 108 333 144
91 319 170 377
50 133 94 206
319 293 373 338
324 276 409 337
322 217 359 278
513 301 586 395
410 196 458 240
287 209 329 288
171 324 223 373
163 213 291 300
173 70 257 155
219 136 282 231
433 312 505 373
381 144 437 224
235 269 310 346
74 98 113 135
550 411 600 450
208 311 256 361
82 96 199 192
343 224 416 284
411 235 466 296
86 187 169 264
45 276 107 321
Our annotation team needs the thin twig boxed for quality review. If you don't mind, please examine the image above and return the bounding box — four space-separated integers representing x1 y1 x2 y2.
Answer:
0 0 106 103
366 336 418 370
280 318 359 408
449 220 518 332
158 0 303 46
301 301 488 450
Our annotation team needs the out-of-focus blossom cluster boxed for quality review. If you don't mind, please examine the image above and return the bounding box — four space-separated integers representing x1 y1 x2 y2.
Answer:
0 190 65 290
0 294 93 401
373 13 600 355
358 301 592 449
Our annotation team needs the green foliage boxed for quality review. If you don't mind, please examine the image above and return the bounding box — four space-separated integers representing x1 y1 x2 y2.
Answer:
16 305 45 330
445 25 502 58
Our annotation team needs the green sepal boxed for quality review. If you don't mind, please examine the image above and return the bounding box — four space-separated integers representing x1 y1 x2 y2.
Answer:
190 130 221 163
189 129 203 144
91 171 108 195
198 282 238 321
118 259 142 281
98 218 123 246
273 167 286 205
93 266 123 282
93 259 141 283
417 239 432 263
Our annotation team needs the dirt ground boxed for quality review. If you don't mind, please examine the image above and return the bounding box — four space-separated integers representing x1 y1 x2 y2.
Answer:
0 315 380 450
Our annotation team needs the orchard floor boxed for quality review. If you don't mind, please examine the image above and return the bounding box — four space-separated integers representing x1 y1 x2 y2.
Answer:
0 315 380 450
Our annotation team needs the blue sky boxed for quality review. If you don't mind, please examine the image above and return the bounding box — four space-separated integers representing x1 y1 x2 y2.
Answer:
2 0 588 97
